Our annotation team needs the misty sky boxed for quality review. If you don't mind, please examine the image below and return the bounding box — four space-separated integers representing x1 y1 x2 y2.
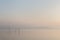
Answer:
0 0 60 27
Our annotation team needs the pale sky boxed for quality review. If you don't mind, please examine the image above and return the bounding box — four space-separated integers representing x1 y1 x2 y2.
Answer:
0 0 60 27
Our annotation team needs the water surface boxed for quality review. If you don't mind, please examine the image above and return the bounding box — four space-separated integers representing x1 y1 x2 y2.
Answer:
0 29 60 40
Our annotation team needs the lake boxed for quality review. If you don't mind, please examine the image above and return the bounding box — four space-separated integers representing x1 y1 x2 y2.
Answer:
0 28 60 40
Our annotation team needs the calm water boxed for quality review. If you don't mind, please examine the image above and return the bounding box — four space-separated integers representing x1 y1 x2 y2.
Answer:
0 29 60 40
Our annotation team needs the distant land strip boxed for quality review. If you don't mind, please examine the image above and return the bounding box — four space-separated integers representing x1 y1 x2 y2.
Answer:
0 27 60 29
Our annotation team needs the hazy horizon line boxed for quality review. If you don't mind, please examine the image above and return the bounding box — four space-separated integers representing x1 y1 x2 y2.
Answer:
0 26 60 29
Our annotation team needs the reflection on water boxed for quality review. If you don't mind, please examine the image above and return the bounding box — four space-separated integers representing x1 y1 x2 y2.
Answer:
0 28 60 40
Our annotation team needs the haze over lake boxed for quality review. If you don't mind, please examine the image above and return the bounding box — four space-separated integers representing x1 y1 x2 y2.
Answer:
0 0 60 40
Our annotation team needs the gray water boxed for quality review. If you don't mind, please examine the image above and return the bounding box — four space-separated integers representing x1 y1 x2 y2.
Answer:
0 29 60 40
